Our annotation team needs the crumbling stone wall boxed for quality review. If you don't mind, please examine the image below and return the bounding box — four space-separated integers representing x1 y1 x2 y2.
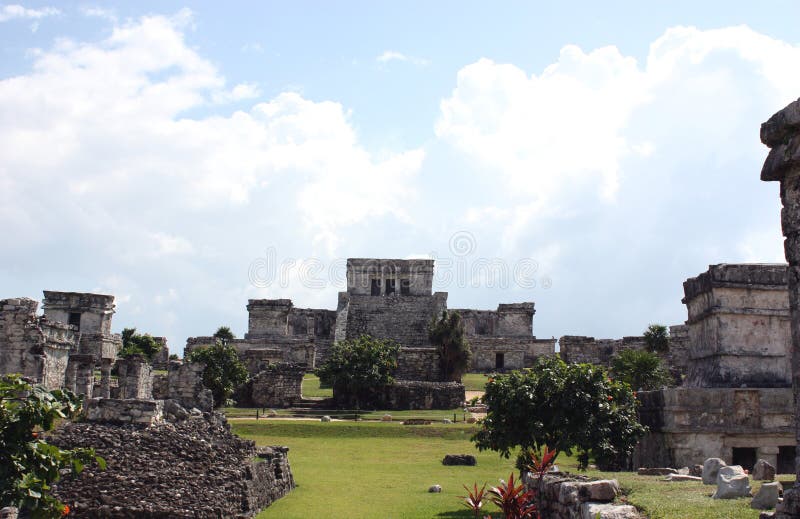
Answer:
0 298 74 389
333 380 465 410
248 363 305 408
167 361 213 411
48 413 294 517
525 474 640 519
84 398 164 425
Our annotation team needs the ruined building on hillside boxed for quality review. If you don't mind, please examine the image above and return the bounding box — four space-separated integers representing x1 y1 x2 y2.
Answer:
186 258 556 375
634 263 795 473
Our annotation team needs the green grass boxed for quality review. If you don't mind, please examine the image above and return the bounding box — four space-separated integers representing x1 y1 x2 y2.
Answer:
231 418 789 519
224 407 469 422
461 373 490 392
301 373 333 398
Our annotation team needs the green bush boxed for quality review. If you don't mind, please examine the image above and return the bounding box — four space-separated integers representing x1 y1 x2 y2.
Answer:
429 310 471 382
316 335 400 407
611 348 672 391
119 327 161 361
643 324 670 353
472 356 646 471
0 375 105 517
187 339 249 407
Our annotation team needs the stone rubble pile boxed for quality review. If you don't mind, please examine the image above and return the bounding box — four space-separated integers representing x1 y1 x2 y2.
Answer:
48 411 293 518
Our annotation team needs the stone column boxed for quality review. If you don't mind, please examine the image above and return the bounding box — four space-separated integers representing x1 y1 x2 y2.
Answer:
760 97 800 517
72 354 95 398
100 358 112 398
64 356 79 393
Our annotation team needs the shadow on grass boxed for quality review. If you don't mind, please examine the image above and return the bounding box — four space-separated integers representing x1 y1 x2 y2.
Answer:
435 511 480 518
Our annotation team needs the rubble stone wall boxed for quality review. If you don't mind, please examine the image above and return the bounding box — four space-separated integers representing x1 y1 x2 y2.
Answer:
395 348 441 381
84 398 164 425
167 361 213 411
116 357 153 399
249 363 305 408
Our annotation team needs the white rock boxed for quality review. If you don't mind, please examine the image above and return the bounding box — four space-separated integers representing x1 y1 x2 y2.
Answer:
751 482 782 510
580 502 641 519
320 415 331 422
428 484 442 493
713 466 751 499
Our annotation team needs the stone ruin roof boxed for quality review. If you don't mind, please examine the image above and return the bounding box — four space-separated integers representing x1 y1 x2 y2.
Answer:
48 412 293 518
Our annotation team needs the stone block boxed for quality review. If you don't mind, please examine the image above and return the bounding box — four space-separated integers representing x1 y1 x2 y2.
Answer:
714 466 751 499
579 480 620 502
637 467 677 476
753 459 777 481
752 482 782 510
442 454 476 466
580 502 641 519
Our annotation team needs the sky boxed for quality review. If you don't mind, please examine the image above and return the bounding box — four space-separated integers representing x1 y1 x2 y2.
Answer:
2 1 799 354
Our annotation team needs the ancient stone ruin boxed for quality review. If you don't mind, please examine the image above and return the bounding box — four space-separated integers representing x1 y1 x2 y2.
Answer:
634 263 795 472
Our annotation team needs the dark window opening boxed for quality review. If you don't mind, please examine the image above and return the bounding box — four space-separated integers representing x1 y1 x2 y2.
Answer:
68 312 81 330
400 279 411 295
371 279 381 296
732 447 757 472
779 446 796 475
476 322 490 335
495 352 505 370
386 279 396 296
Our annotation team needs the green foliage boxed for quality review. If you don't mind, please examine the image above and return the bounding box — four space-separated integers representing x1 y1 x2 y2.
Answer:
611 349 672 391
119 327 162 361
643 324 669 353
473 356 646 471
459 482 487 519
213 326 235 343
429 310 471 382
0 375 105 517
316 335 400 406
168 354 179 361
186 339 249 407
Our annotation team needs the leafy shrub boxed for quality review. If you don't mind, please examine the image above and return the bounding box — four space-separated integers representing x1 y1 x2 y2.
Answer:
119 328 161 361
316 335 399 407
610 348 672 391
186 339 249 407
472 356 646 471
488 472 538 519
643 324 669 353
0 375 105 517
429 310 471 381
459 482 487 518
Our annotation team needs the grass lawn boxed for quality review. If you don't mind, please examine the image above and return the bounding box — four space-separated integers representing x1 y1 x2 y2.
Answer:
224 407 471 422
231 418 789 519
301 373 333 398
461 373 490 392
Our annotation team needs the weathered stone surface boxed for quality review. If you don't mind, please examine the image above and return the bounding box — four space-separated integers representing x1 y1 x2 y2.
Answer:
335 381 464 410
773 486 800 518
754 459 777 481
167 360 213 411
48 412 294 517
0 507 18 519
580 502 641 519
247 363 305 408
637 467 677 476
752 482 783 510
703 458 728 485
85 398 164 424
442 454 476 466
579 480 620 502
714 466 751 499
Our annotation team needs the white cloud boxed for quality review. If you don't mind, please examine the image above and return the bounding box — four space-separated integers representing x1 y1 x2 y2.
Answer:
0 4 59 22
376 50 430 66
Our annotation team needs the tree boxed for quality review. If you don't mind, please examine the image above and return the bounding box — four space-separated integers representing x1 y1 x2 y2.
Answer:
119 328 162 361
186 339 249 407
0 375 105 517
213 326 235 343
316 335 400 407
643 324 669 353
472 356 646 471
429 310 471 382
611 349 672 391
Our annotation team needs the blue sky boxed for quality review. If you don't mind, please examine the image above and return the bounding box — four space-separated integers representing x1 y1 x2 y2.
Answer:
1 2 799 354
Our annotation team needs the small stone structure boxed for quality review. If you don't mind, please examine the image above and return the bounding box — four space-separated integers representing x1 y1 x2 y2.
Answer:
85 398 164 425
759 96 800 519
116 356 154 399
248 363 305 408
166 360 214 411
635 264 795 472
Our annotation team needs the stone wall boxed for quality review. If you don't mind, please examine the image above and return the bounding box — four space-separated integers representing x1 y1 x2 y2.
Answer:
248 363 305 408
84 398 164 425
383 381 465 410
395 348 441 381
345 258 434 296
634 387 795 469
334 292 448 348
682 263 790 388
49 413 294 517
470 337 556 371
42 291 115 336
167 361 213 411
